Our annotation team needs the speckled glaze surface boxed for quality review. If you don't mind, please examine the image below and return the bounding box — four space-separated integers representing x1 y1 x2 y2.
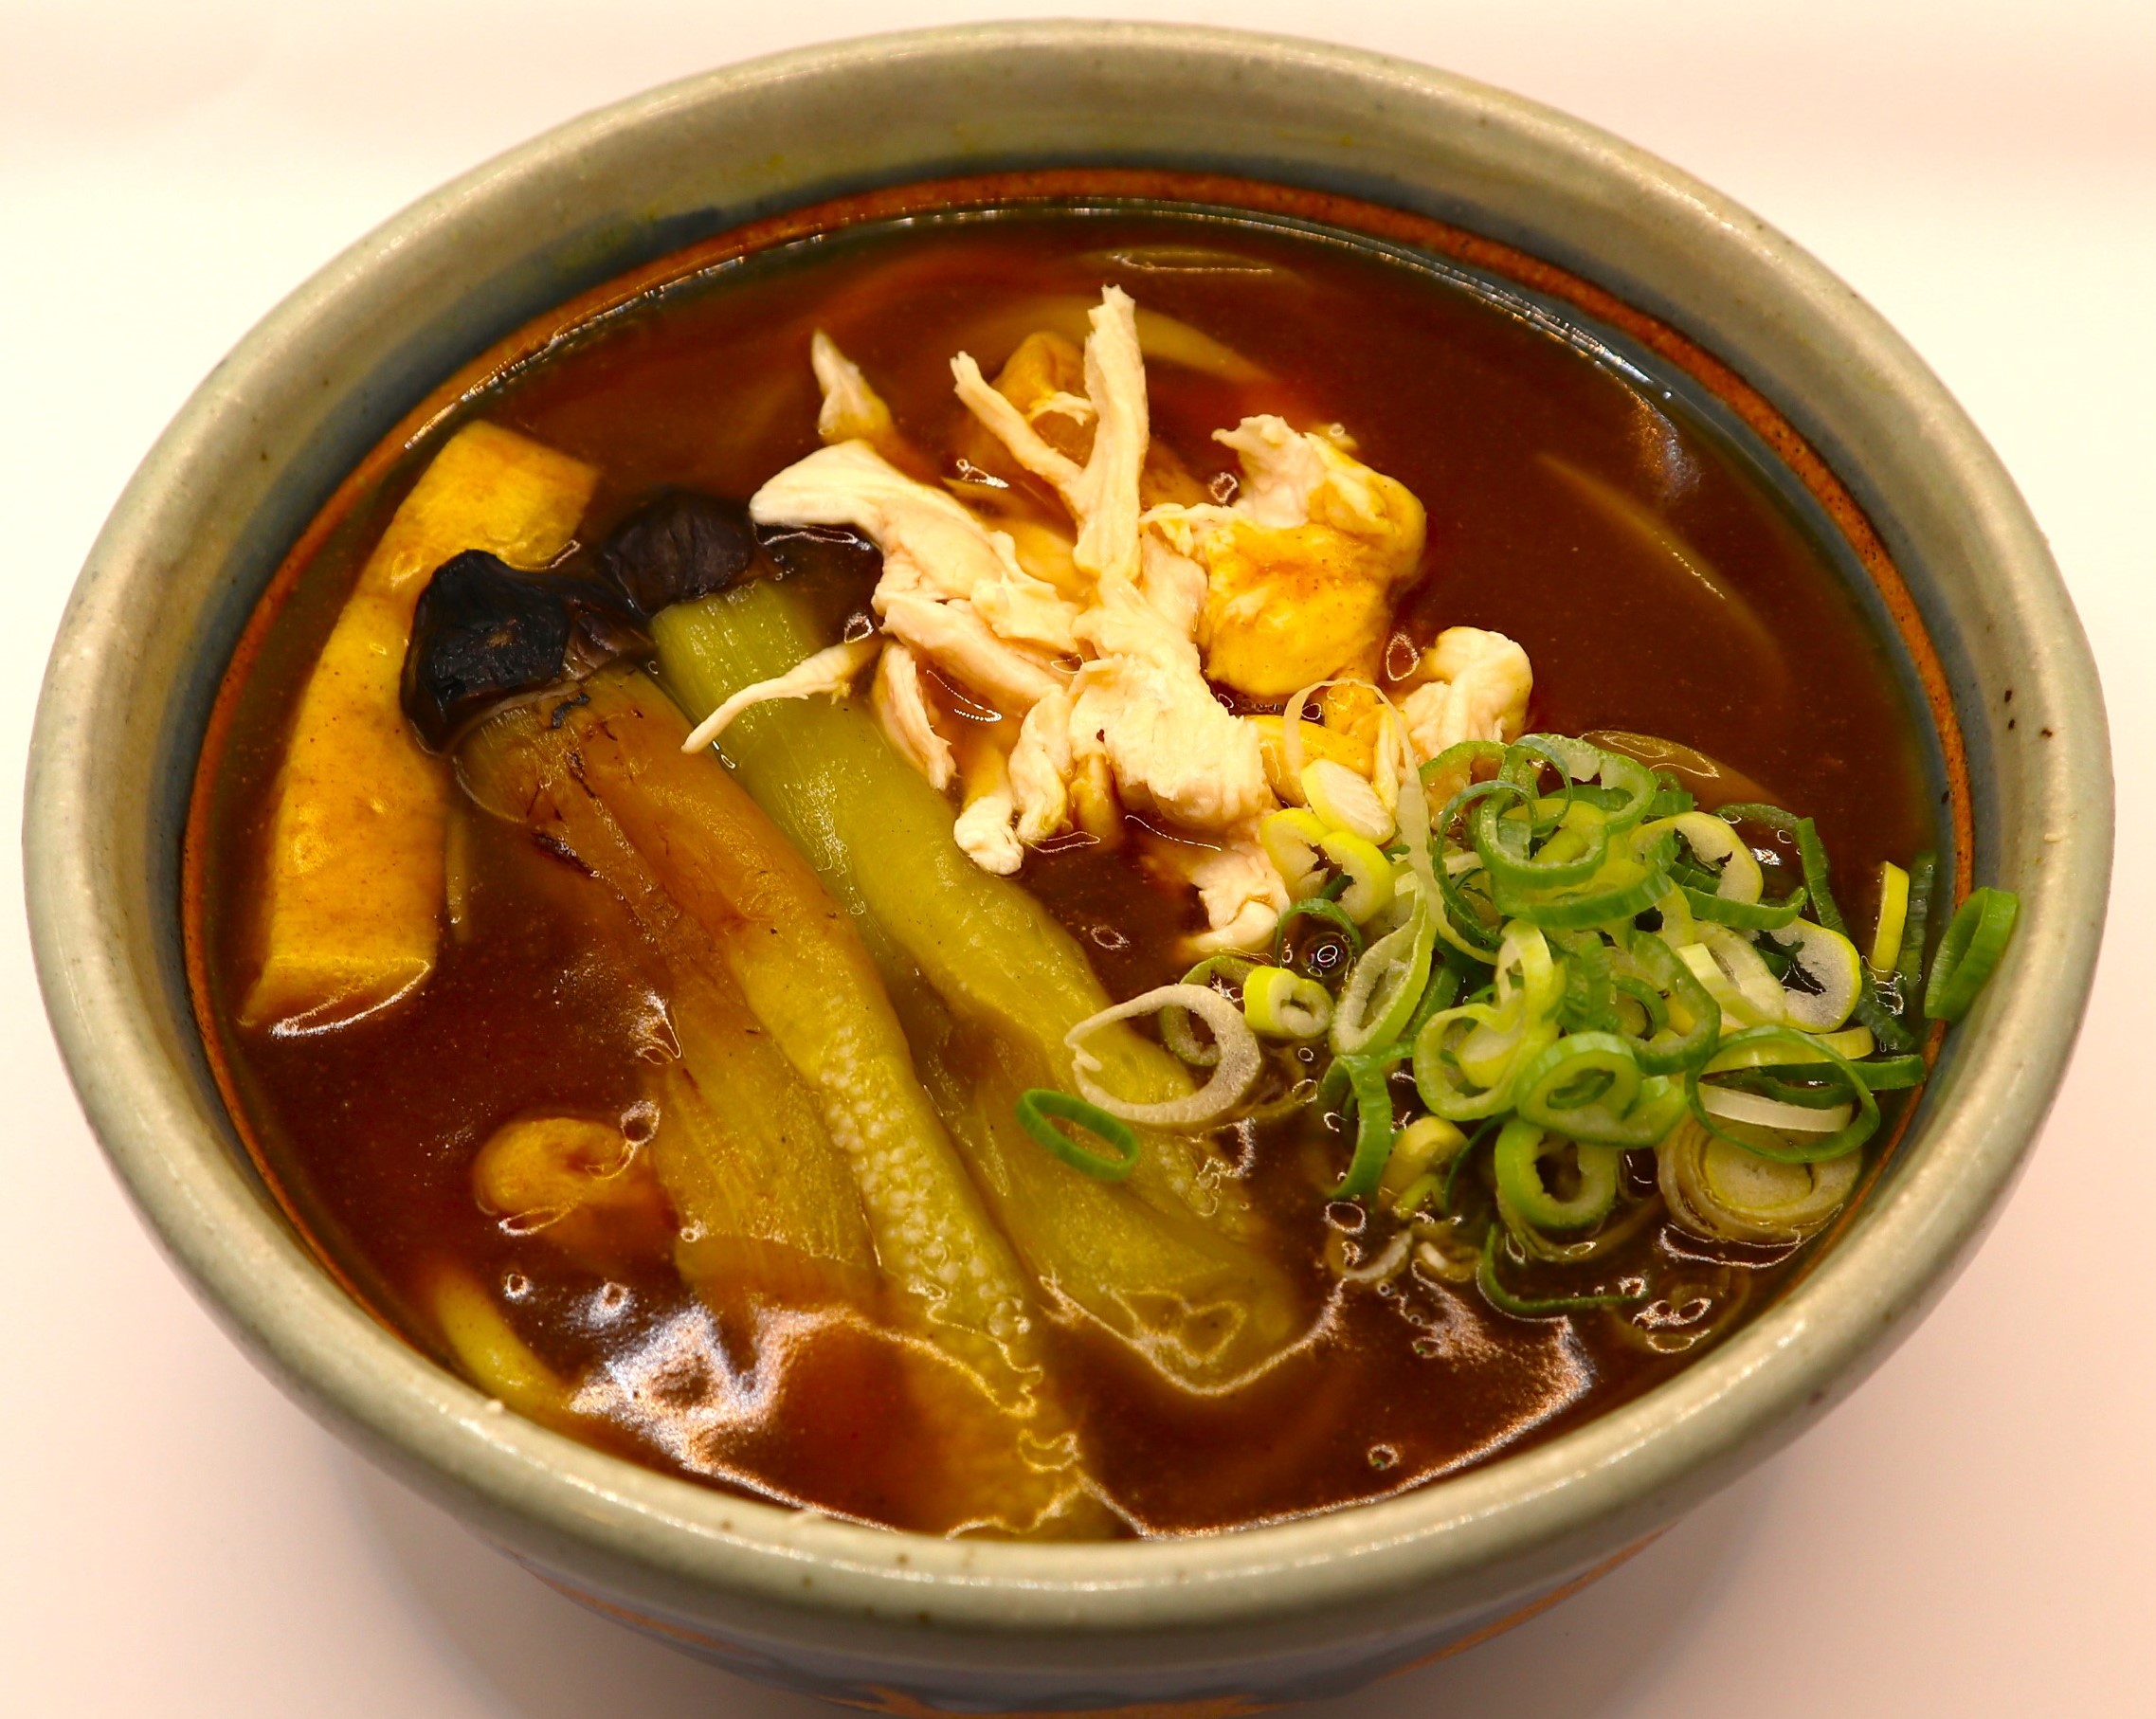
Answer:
24 22 2110 1714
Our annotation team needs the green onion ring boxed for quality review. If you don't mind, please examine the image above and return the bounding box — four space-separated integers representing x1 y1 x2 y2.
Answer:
1688 1025 1880 1162
1619 934 1721 1075
1477 1223 1645 1319
1160 955 1258 1067
1436 854 1506 955
1272 897 1366 970
1499 738 1583 838
1924 888 2020 1022
1015 1090 1141 1182
1497 832 1676 931
1330 1058 1399 1200
1730 1054 1928 1094
1473 796 1611 891
1558 938 1621 1035
1712 1069 1867 1110
1853 1053 1930 1091
1493 1117 1623 1232
1894 850 1938 1005
1681 884 1809 932
1587 748 1659 834
1421 739 1507 795
1612 973 1671 1036
1440 1118 1502 1216
1436 775 1530 848
1715 801 1803 837
1513 1032 1687 1148
1790 816 1916 1054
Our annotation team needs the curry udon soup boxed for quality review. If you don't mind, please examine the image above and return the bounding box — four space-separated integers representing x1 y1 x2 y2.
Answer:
189 195 2004 1541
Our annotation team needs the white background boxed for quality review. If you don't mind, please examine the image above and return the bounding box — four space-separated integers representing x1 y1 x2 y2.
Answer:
4 3 2150 1713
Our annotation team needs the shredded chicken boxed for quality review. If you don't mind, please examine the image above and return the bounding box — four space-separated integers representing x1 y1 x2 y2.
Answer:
678 636 880 753
1009 691 1073 843
1400 626 1533 756
954 740 1024 877
810 331 897 449
871 641 955 790
754 442 1077 651
1399 626 1535 771
747 296 1531 953
954 288 1147 587
959 289 1271 838
1144 833 1292 955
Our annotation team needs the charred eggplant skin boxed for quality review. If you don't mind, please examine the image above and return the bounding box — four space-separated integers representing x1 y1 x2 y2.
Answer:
600 491 759 617
400 551 639 752
401 490 776 751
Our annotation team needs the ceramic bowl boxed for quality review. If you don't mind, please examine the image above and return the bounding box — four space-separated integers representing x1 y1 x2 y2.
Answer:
25 22 2109 1713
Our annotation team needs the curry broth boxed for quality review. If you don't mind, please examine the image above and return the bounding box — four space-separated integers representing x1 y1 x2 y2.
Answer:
190 207 1933 1535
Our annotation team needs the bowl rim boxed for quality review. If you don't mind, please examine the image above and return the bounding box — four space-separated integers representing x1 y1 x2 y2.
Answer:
26 19 2111 1641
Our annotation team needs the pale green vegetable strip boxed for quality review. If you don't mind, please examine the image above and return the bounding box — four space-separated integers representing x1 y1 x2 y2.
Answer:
460 674 1042 1407
658 586 1187 1117
655 991 882 1316
656 581 1301 1379
462 708 880 1329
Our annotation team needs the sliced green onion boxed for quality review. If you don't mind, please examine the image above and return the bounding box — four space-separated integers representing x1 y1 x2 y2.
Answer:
1320 829 1399 923
1851 1052 1929 1091
1646 772 1696 819
1793 815 1914 1053
1015 1090 1140 1182
1715 801 1803 837
1066 985 1261 1130
1160 954 1257 1066
1591 749 1660 835
1658 1116 1859 1244
1654 810 1765 903
1259 808 1332 902
1894 850 1938 1005
1766 920 1865 1033
1330 1057 1399 1199
1616 932 1721 1075
1707 1022 1873 1070
1435 855 1506 956
1440 1118 1502 1216
1513 1031 1687 1147
1421 739 1508 797
1870 860 1911 976
1380 1114 1466 1206
1612 973 1671 1037
1403 957 1467 1047
1473 796 1610 890
1302 758 1394 844
1332 897 1438 1056
1477 1223 1644 1319
1681 885 1808 931
1698 1082 1853 1132
1712 1069 1867 1111
1680 925 1787 1027
1689 1025 1880 1162
1557 937 1621 1035
1242 965 1333 1040
1272 896 1366 969
1924 887 2020 1022
1494 1118 1622 1232
1414 1004 1558 1120
1496 830 1676 931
